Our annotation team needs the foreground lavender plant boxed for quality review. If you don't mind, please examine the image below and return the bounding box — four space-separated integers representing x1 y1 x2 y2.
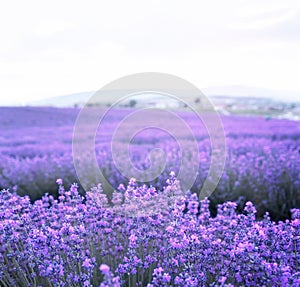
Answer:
1 174 299 287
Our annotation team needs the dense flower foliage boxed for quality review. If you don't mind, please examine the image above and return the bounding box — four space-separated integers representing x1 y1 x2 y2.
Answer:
1 174 299 287
0 107 299 220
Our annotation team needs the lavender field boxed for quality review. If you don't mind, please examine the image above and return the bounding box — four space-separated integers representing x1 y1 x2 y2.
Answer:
0 107 299 219
1 106 300 286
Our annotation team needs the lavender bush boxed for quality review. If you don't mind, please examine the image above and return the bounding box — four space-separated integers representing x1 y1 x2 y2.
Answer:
0 174 299 286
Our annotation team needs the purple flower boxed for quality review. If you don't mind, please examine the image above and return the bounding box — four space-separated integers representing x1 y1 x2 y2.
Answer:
244 201 257 214
82 258 92 269
56 178 63 185
70 183 78 194
153 267 164 276
100 264 110 276
162 273 171 283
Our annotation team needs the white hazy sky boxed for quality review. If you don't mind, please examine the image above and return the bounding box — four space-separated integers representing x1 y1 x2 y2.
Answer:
0 0 300 105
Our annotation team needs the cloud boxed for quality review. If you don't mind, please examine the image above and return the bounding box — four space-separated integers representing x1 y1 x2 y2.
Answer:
0 0 300 104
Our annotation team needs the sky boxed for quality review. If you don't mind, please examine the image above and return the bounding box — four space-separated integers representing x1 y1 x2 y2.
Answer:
0 0 300 105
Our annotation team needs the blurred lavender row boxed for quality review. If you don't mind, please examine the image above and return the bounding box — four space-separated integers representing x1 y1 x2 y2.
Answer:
0 107 299 220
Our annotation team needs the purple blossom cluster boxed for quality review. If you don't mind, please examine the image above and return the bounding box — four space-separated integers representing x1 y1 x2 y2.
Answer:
1 174 299 286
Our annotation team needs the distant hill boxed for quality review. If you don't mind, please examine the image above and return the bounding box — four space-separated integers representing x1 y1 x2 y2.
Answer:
26 86 300 108
202 86 300 103
28 92 93 107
